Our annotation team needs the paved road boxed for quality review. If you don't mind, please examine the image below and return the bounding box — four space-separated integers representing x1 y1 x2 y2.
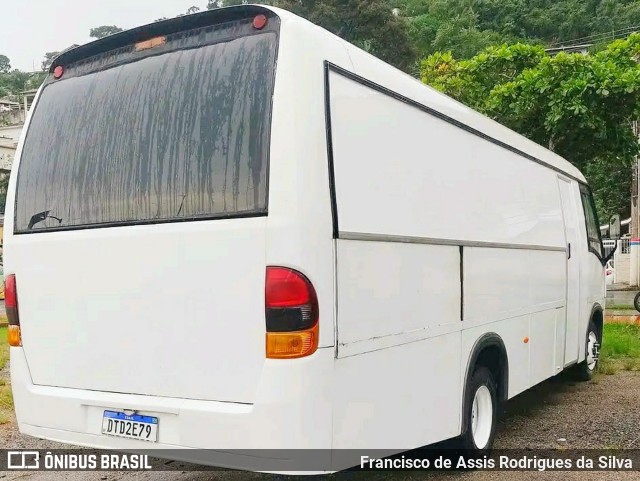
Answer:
606 289 638 306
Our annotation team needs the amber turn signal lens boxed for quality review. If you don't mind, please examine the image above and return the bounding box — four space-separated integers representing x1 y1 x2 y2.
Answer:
266 323 318 359
8 325 21 347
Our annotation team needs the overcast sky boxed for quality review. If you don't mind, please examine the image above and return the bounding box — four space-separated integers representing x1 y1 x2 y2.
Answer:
1 0 207 72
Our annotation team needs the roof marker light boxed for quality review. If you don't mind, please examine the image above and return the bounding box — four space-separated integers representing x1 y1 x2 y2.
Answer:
53 66 64 79
253 14 268 30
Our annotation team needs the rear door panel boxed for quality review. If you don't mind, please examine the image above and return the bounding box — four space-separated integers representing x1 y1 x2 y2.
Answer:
15 218 267 403
8 12 279 404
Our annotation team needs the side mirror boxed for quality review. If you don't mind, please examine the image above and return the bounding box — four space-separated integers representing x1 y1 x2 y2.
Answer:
610 214 621 240
602 214 621 266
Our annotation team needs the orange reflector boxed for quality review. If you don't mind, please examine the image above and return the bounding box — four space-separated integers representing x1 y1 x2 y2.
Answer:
266 323 318 359
8 325 21 347
523 337 530 344
135 36 166 51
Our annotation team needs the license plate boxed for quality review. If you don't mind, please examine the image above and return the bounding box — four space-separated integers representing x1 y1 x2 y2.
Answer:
101 410 158 442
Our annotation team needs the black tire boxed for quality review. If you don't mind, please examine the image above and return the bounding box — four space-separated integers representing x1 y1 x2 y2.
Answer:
634 292 640 313
459 367 498 451
573 319 601 381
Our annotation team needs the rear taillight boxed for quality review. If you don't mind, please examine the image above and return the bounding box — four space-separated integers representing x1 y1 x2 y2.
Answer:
5 274 21 346
265 267 319 359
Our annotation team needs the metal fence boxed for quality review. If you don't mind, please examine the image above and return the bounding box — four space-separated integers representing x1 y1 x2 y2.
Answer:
603 238 631 259
621 238 631 254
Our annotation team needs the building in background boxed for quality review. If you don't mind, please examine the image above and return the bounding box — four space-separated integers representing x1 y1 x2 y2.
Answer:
0 88 35 173
545 44 593 56
21 89 38 116
0 125 21 172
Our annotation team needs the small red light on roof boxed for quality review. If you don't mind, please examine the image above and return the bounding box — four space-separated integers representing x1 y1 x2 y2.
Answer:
53 66 64 79
253 14 268 30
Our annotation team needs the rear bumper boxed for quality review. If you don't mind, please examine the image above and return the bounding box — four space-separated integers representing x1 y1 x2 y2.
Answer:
10 347 335 463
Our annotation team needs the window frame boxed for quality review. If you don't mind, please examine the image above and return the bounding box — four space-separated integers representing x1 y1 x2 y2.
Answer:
13 17 280 235
579 183 603 260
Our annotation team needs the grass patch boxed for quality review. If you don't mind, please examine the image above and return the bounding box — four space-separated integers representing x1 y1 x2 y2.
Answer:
596 324 640 374
598 358 618 375
602 324 640 359
623 358 639 371
605 303 636 311
0 327 7 370
0 384 12 410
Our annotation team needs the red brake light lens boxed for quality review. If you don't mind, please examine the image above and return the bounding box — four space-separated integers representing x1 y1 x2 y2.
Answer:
5 275 21 346
266 267 314 308
5 274 18 320
53 66 64 79
265 267 319 359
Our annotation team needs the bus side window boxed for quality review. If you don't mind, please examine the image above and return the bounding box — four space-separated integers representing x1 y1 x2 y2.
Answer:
579 186 603 258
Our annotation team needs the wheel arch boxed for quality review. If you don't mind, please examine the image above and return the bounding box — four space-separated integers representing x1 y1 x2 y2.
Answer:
590 303 603 340
461 333 509 434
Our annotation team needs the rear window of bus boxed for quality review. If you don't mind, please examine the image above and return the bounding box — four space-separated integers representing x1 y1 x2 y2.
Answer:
14 17 278 233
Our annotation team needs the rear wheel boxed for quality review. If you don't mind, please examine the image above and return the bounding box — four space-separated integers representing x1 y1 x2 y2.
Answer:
634 292 640 313
460 367 498 451
573 319 600 381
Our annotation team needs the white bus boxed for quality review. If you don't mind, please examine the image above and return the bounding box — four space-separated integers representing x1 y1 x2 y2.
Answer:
6 5 606 471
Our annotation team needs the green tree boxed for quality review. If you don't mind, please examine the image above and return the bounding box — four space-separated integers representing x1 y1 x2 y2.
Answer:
421 34 640 219
296 0 415 70
89 25 123 39
0 70 32 97
24 72 46 90
0 55 10 74
208 0 415 71
41 52 60 72
394 0 510 60
389 0 640 61
421 43 546 109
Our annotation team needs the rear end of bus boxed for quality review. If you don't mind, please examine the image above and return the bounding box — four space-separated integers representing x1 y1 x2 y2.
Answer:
6 6 337 469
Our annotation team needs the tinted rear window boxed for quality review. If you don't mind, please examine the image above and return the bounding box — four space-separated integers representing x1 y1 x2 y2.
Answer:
15 21 277 233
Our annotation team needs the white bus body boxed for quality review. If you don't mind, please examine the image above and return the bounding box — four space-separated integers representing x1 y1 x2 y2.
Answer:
7 5 605 472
